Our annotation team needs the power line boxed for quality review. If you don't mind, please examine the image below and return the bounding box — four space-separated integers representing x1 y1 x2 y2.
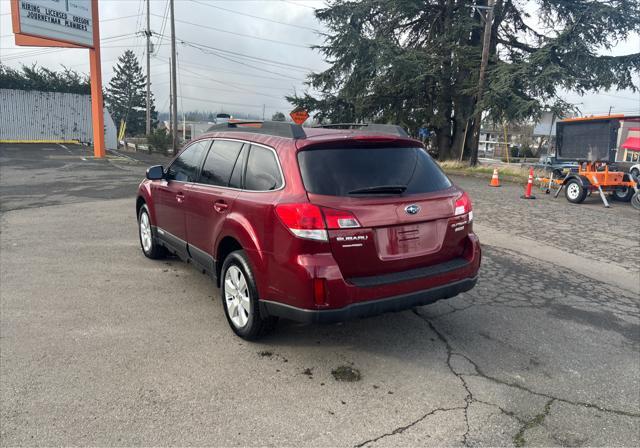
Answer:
595 92 640 102
282 0 318 10
175 94 290 111
170 36 316 71
150 32 314 79
155 0 170 55
153 61 292 100
175 64 288 100
179 41 304 80
152 55 306 83
150 13 312 49
155 70 298 92
189 0 320 32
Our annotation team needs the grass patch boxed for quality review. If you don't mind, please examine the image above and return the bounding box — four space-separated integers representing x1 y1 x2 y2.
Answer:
438 160 544 184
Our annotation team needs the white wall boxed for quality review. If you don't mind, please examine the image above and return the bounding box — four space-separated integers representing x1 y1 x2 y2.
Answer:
0 89 117 149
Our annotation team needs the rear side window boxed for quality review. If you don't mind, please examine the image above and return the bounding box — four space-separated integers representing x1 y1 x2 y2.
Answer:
228 146 246 189
244 145 283 191
199 140 244 187
166 140 210 182
297 146 451 196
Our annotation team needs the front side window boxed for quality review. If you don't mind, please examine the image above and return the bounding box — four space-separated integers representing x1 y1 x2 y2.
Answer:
166 140 210 182
244 146 283 191
200 140 244 187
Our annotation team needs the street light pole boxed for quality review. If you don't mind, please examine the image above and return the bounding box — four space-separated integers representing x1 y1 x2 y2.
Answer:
169 0 178 153
469 0 495 167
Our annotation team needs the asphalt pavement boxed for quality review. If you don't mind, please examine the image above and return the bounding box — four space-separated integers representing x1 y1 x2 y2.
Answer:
1 143 638 446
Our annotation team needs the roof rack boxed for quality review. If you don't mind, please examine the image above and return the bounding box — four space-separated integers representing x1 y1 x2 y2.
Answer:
313 123 409 137
206 121 307 139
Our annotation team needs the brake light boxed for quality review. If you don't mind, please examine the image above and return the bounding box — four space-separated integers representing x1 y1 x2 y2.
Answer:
275 203 327 241
322 207 361 229
275 204 361 241
454 192 473 221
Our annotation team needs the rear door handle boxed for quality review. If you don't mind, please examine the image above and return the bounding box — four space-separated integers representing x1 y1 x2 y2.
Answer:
176 192 185 203
214 200 228 213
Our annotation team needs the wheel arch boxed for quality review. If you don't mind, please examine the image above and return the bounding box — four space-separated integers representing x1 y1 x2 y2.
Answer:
563 174 591 188
216 236 243 286
136 182 157 224
214 218 268 297
136 196 146 217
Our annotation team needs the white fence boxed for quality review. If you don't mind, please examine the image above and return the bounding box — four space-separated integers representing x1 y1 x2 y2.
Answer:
0 89 117 149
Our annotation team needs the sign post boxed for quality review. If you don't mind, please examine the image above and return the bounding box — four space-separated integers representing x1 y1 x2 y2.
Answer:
89 0 105 158
11 0 105 158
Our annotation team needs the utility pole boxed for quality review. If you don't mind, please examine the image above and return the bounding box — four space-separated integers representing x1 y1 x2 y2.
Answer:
145 0 151 136
262 104 265 121
469 0 495 167
169 0 178 153
169 56 172 141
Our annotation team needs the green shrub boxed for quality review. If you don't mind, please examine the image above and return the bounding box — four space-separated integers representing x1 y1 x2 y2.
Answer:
147 128 172 153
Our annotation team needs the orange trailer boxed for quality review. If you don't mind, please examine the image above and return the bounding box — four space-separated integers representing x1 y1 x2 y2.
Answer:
542 116 640 209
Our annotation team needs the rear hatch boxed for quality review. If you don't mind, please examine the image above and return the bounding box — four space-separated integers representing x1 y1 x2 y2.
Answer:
297 143 472 279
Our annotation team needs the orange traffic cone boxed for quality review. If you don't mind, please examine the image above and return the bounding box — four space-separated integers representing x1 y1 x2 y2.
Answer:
521 167 537 199
489 168 501 187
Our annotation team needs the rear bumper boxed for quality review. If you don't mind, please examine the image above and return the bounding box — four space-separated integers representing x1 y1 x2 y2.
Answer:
260 276 477 324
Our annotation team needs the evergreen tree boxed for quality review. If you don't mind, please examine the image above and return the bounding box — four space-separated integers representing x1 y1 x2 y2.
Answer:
0 63 90 94
105 50 157 137
288 0 640 160
271 112 286 121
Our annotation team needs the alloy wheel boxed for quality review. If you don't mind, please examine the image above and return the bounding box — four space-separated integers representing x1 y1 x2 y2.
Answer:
139 211 152 253
224 266 251 329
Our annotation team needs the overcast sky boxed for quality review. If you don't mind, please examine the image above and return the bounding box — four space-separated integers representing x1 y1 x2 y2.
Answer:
1 0 638 119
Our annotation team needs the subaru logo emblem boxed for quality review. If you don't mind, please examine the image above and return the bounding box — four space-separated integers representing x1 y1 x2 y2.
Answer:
405 204 421 215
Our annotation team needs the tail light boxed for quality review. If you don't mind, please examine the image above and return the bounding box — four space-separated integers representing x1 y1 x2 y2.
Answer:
454 192 473 222
322 208 361 229
275 203 361 241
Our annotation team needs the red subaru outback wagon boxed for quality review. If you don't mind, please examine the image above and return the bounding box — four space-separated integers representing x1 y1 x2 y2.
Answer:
137 122 481 339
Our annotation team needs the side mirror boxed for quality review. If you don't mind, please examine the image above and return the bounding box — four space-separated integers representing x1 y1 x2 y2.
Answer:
146 165 164 180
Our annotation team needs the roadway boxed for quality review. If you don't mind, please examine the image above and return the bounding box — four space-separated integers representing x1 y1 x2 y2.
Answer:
1 143 638 446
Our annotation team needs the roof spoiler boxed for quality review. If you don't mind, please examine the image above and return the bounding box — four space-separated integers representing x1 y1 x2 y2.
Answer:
313 123 409 137
206 121 307 139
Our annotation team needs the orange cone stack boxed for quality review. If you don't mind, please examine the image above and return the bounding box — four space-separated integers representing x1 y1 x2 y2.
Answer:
521 167 536 199
489 168 501 187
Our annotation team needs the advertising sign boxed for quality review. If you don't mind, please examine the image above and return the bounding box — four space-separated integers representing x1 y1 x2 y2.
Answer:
14 0 93 48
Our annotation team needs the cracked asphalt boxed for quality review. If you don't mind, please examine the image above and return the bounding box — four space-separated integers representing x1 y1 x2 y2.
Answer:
1 144 639 446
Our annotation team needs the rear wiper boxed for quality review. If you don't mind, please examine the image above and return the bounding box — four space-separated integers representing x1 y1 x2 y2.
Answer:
348 185 407 195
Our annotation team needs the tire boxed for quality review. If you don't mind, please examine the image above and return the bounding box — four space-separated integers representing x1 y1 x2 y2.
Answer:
611 186 634 202
631 168 640 181
632 192 640 211
565 179 587 204
221 250 277 340
138 204 166 259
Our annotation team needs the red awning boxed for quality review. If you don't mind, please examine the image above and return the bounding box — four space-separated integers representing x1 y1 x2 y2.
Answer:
622 136 640 151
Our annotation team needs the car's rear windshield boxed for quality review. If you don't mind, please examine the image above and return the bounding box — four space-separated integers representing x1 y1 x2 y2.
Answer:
297 146 452 196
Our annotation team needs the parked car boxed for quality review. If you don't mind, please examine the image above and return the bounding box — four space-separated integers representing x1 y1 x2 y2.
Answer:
533 155 578 176
136 122 481 340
